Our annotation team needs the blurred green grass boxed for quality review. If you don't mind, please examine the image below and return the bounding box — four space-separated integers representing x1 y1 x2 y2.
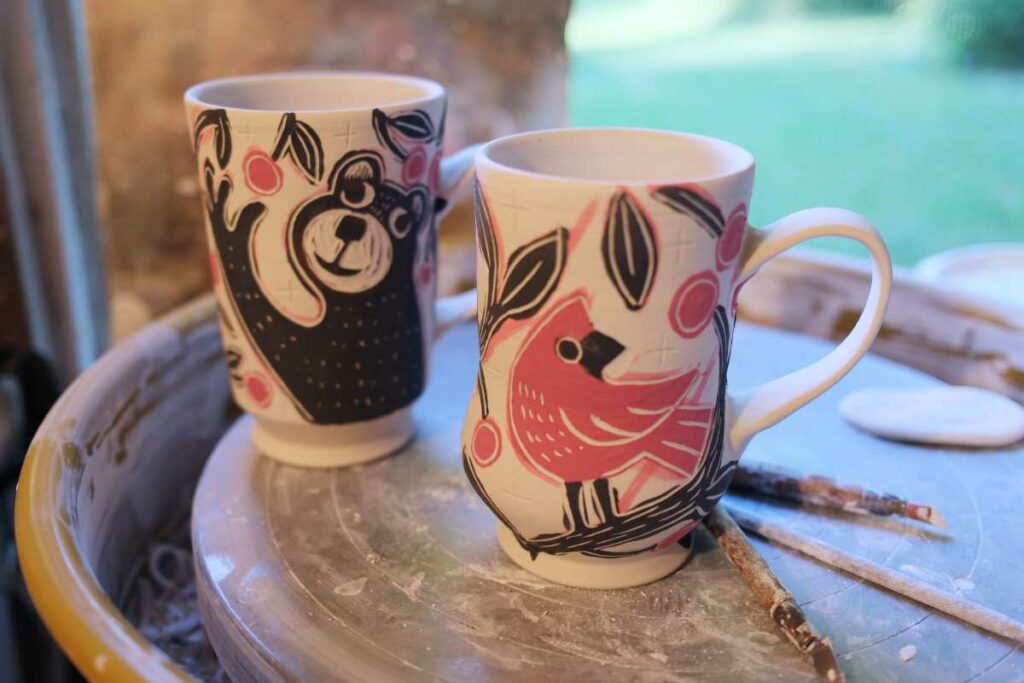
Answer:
567 1 1024 264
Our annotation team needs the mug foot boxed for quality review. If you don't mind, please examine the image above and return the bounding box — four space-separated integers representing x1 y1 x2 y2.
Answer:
250 409 414 468
496 522 691 589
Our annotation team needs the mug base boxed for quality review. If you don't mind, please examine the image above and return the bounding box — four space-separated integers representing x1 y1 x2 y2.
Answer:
250 408 414 468
495 522 691 590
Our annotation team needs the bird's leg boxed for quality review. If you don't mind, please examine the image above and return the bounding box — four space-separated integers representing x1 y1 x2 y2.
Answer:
580 481 609 528
594 478 618 522
563 481 620 531
562 482 587 532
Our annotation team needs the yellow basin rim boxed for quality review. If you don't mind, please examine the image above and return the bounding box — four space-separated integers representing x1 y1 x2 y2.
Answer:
14 297 218 681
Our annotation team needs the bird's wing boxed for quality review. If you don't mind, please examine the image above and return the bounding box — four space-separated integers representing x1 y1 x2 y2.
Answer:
612 367 698 414
558 369 697 445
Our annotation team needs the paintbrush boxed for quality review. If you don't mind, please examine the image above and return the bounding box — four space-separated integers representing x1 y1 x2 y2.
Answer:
726 504 1024 643
729 461 947 528
705 506 845 683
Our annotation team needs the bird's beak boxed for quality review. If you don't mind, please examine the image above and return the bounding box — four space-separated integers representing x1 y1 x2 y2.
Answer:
579 330 625 379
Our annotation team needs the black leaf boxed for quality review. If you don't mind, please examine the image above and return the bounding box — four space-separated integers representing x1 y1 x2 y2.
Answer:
475 224 568 416
224 348 243 385
473 179 499 309
292 118 324 181
391 110 435 141
372 108 407 161
651 185 724 237
224 348 242 370
476 369 490 418
271 113 295 158
493 227 568 323
272 113 324 183
194 109 232 169
202 158 232 218
203 159 217 200
216 301 236 334
602 190 658 311
437 98 448 146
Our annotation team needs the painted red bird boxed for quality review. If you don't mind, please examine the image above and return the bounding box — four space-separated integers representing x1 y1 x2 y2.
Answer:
507 291 714 531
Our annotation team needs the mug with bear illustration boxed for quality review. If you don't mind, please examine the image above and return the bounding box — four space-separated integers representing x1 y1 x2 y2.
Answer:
185 72 476 467
461 128 892 588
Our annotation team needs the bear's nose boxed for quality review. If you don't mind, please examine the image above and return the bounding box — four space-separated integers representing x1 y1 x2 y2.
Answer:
335 215 367 243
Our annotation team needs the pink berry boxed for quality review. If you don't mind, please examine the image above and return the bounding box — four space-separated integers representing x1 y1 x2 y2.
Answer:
243 149 283 195
716 204 747 270
402 146 428 185
471 417 502 467
244 372 272 408
670 270 719 338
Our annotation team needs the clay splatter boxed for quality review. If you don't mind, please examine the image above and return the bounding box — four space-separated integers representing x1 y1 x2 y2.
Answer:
61 442 83 468
400 572 425 601
334 577 369 596
954 577 975 592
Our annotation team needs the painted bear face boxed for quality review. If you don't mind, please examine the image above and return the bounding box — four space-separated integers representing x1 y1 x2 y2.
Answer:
294 150 427 294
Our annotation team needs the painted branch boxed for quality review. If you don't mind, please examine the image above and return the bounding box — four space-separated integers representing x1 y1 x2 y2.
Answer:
726 505 1024 643
705 507 845 683
730 461 947 528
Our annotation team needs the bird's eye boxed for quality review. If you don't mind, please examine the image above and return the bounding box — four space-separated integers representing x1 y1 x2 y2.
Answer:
556 338 582 363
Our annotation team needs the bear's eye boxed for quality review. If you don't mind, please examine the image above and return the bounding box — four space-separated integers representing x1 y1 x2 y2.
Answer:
389 207 416 238
340 179 375 209
556 338 582 363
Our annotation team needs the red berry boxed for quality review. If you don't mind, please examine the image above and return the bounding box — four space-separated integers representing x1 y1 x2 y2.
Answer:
416 262 433 287
243 149 283 195
670 270 719 338
716 204 747 270
402 146 428 185
244 372 272 408
428 152 442 194
208 251 220 285
471 417 501 467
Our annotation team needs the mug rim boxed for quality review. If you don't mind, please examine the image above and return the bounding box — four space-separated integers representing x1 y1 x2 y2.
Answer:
477 127 755 186
183 70 445 114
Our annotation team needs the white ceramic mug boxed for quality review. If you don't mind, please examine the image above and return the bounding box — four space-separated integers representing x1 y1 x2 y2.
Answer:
185 72 476 467
461 128 892 589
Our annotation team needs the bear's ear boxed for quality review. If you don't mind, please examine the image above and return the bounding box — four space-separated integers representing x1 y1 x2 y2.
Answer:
388 187 428 239
327 150 383 209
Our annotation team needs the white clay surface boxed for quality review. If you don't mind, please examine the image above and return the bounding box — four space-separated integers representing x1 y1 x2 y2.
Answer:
192 321 1024 682
839 386 1024 447
914 243 1024 311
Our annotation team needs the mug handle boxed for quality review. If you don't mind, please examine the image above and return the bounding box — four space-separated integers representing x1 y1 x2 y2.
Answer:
434 289 478 341
728 208 892 450
428 144 482 340
436 144 482 222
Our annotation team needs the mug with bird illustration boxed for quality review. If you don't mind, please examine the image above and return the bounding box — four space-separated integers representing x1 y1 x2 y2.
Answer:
461 128 892 589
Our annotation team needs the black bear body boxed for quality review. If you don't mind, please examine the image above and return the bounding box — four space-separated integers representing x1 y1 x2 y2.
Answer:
208 150 431 424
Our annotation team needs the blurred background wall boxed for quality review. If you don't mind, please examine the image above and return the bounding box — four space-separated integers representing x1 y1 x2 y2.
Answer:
88 0 571 339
